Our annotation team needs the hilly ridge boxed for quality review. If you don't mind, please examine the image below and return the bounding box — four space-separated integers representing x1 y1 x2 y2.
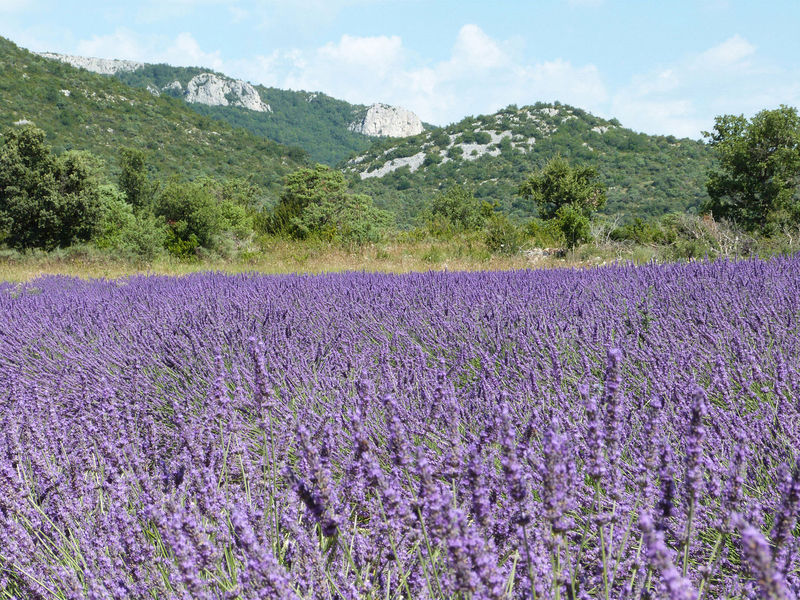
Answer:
348 103 715 224
4 35 717 225
111 63 377 165
0 36 307 199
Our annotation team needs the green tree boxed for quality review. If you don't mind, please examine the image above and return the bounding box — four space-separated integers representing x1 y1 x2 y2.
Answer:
703 105 800 231
269 165 347 235
295 192 391 245
518 156 606 248
429 184 487 232
518 156 606 220
554 204 591 249
270 164 391 244
154 180 226 255
118 147 152 210
0 125 104 250
485 213 523 254
93 184 166 260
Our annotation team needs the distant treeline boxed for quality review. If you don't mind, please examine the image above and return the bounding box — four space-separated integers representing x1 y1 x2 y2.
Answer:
1 104 798 263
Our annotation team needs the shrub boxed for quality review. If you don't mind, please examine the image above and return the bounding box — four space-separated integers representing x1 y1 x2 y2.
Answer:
423 151 442 167
429 130 450 147
293 192 392 246
485 213 523 254
93 185 166 260
611 217 666 245
118 147 154 210
154 180 226 253
268 165 347 236
447 145 464 159
429 185 487 233
524 218 563 248
555 203 591 249
271 165 391 245
473 131 492 145
165 230 200 259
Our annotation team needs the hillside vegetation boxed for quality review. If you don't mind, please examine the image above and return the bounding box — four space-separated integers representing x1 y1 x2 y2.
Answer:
348 103 714 224
0 36 306 197
6 36 799 269
20 37 718 226
112 64 375 165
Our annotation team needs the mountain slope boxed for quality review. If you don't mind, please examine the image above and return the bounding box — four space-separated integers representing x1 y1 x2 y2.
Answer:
45 59 415 165
114 65 427 165
348 103 714 224
15 38 715 225
0 37 306 198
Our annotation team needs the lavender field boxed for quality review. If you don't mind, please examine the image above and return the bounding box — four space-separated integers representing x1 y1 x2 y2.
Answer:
1 259 799 599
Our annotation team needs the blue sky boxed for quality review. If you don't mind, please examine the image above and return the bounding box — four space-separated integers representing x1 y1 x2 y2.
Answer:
2 0 800 138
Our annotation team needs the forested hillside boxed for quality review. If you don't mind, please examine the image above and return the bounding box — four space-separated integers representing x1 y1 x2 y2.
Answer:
7 35 719 226
0 36 306 198
348 103 714 224
113 64 374 165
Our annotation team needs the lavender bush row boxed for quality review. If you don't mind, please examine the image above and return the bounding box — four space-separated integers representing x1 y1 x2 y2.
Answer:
0 259 799 599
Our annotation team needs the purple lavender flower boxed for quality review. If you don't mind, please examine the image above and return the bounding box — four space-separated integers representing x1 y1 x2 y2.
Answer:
640 511 699 600
540 424 575 536
770 459 800 571
1 260 799 597
739 520 793 600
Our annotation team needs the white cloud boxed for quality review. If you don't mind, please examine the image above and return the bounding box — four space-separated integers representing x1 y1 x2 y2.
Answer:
64 26 800 138
236 25 606 125
164 32 224 69
610 34 800 138
611 95 705 139
448 24 507 71
228 5 249 22
317 34 405 77
74 29 223 70
75 30 147 61
693 34 755 70
516 59 606 103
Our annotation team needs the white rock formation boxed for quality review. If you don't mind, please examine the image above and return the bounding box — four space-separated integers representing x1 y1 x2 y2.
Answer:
349 103 424 137
37 52 143 75
163 81 183 93
348 125 543 178
360 151 426 179
146 84 160 97
184 73 271 112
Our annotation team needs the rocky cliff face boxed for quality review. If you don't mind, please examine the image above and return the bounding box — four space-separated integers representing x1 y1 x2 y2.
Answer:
37 52 143 75
184 73 271 113
37 53 271 113
348 103 423 137
36 51 426 133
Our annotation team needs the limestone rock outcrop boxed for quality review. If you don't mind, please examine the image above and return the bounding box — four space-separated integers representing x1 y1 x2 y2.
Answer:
163 81 183 94
348 103 423 137
37 52 143 75
184 73 271 113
